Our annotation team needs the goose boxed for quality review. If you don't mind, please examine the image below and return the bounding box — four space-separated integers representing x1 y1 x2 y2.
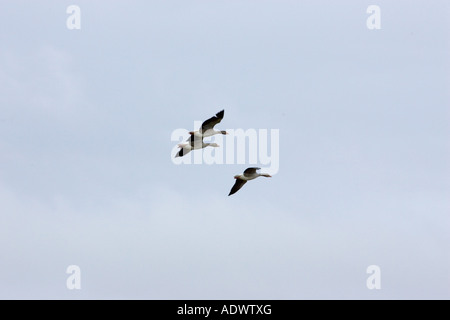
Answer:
175 134 220 157
228 167 272 196
189 109 228 139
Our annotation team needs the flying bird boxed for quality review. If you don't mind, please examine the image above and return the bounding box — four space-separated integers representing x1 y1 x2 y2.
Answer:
175 109 226 158
228 167 272 196
189 109 228 139
175 134 220 157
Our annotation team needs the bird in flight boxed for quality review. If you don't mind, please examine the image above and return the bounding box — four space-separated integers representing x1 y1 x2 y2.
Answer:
175 109 226 158
189 109 228 139
228 167 272 196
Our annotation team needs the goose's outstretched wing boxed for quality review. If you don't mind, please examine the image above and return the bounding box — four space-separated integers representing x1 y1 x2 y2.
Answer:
200 110 224 134
228 178 247 196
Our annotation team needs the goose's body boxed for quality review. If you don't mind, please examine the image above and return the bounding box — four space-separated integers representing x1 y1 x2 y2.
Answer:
228 167 271 196
176 135 219 157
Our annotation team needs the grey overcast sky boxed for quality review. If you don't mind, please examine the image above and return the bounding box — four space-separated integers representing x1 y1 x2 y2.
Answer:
0 0 449 299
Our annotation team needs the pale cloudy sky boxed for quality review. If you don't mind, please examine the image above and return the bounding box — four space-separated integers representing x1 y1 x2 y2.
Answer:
0 1 449 299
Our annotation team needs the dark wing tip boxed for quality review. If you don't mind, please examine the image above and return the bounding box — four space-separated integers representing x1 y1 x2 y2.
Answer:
201 110 225 131
228 179 246 196
216 109 224 119
228 185 235 196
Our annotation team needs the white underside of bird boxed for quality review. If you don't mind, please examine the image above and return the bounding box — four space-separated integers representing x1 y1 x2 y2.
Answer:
175 141 219 157
189 129 228 139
